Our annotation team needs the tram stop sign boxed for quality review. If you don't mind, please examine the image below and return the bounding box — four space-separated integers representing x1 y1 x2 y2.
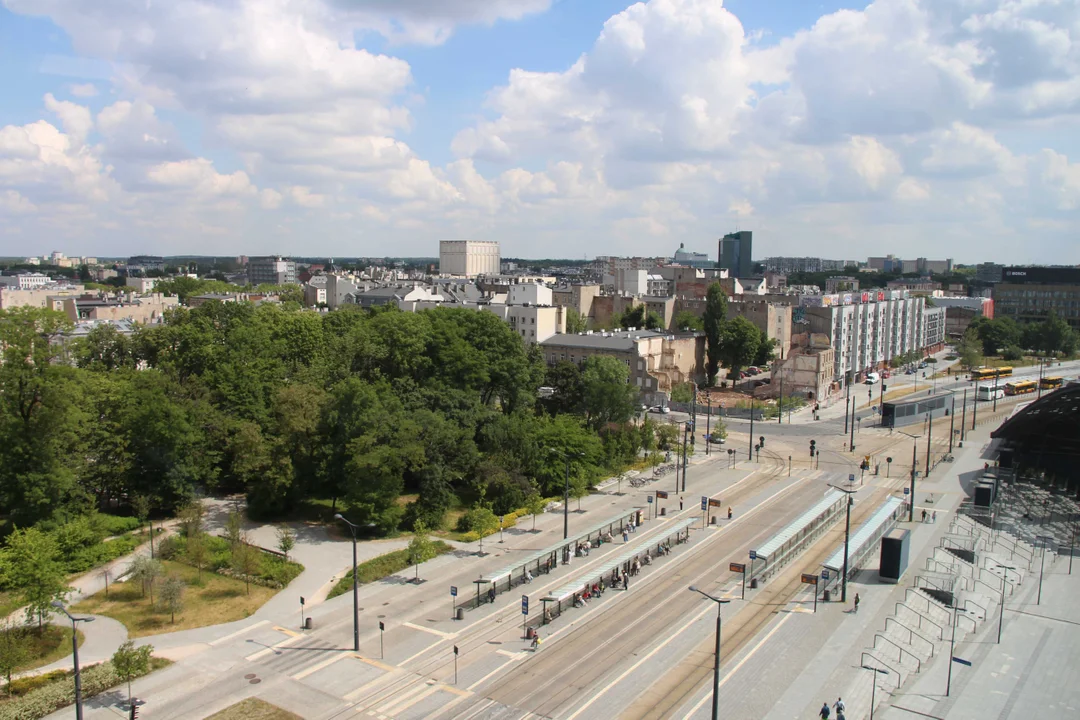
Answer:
701 496 709 511
521 595 529 615
647 496 654 504
749 550 757 560
904 487 910 495
849 474 856 483
450 586 457 597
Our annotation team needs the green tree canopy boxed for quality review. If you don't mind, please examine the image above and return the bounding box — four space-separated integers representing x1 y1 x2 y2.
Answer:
719 316 760 380
703 283 728 384
580 356 638 430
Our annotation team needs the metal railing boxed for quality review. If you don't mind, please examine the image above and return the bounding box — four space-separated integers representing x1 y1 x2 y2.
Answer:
885 617 935 657
874 634 922 674
895 601 944 640
906 588 953 626
861 651 903 689
964 598 987 620
955 611 977 633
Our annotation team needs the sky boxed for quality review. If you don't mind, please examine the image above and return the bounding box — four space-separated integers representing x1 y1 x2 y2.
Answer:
1 0 1078 264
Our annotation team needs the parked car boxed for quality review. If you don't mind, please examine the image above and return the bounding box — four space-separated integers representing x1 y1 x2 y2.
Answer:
650 405 671 414
738 371 748 379
746 367 760 376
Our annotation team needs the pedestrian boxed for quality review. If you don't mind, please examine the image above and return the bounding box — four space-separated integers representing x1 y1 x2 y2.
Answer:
921 509 927 523
623 574 629 591
932 510 937 523
680 497 684 511
623 530 629 543
727 507 733 520
834 698 845 716
853 593 860 614
820 702 831 719
488 587 496 604
531 633 542 651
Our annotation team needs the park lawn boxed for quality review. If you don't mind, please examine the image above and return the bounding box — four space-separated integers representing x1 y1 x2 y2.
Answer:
327 541 454 599
207 698 303 720
71 560 276 638
11 625 86 673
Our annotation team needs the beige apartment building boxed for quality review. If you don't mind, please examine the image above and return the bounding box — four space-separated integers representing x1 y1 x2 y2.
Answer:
768 333 835 400
539 330 705 404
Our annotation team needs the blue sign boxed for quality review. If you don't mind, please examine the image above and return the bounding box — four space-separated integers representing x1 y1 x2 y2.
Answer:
647 496 654 504
952 656 972 667
521 595 529 615
904 487 910 495
849 474 856 483
822 570 830 580
701 496 708 511
749 550 757 560
450 586 457 597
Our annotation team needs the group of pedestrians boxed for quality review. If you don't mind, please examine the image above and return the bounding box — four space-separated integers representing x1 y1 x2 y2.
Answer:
920 508 937 523
820 697 845 720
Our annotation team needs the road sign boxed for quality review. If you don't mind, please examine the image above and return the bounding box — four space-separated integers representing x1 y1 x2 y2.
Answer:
656 490 669 499
701 496 709 511
821 570 830 580
647 496 654 504
801 573 819 585
952 656 972 667
730 562 746 573
521 595 529 615
708 498 723 508
749 550 757 560
904 487 910 495
450 586 458 597
849 474 856 483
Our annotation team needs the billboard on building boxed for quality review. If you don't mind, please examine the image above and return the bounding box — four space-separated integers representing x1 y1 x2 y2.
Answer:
877 291 885 301
822 294 839 307
860 291 870 303
800 296 825 307
842 293 853 305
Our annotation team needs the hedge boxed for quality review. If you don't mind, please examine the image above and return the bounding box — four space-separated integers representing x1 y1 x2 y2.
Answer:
0 657 170 720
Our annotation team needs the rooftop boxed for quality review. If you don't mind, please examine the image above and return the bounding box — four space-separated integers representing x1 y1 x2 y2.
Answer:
540 329 686 351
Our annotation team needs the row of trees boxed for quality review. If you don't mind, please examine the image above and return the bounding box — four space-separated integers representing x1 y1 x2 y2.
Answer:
0 301 670 538
966 313 1077 359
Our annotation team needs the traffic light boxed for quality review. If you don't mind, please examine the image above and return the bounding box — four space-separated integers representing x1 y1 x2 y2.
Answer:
883 384 887 393
379 621 385 631
453 645 459 656
759 436 765 448
809 439 816 458
130 705 138 720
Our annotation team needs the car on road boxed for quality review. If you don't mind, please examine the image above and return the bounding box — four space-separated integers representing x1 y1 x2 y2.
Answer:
865 372 880 385
650 405 671 414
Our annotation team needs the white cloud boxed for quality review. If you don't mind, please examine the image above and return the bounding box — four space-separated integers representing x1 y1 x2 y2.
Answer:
43 93 93 146
0 189 37 214
146 158 255 197
259 188 283 210
68 83 98 98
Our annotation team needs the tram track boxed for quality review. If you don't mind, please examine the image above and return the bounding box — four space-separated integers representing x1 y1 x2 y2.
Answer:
338 460 795 718
455 460 817 719
624 472 912 720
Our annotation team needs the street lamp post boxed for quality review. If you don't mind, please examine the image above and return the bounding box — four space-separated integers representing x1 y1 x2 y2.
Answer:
925 413 933 478
688 586 730 720
898 430 919 523
972 376 979 430
860 665 889 720
995 564 1015 643
334 514 362 652
549 449 584 540
778 374 783 425
829 484 857 604
747 397 755 461
52 601 95 720
706 395 711 456
681 423 690 493
949 395 956 453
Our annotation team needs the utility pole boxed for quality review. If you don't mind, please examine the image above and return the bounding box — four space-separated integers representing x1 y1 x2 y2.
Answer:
960 389 967 444
829 484 857 603
973 376 979 430
910 441 917 522
747 397 755 461
706 394 711 456
778 373 783 425
949 395 956 453
926 413 933 477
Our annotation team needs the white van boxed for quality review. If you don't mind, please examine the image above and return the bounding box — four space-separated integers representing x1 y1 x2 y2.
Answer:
864 372 880 385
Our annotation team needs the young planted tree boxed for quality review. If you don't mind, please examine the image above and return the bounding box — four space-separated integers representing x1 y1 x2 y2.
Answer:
956 328 984 370
128 556 163 604
276 525 296 562
6 527 68 630
177 501 204 539
0 619 28 694
525 491 547 532
230 533 262 595
158 574 185 623
112 640 153 708
224 510 244 547
407 521 438 583
185 531 208 583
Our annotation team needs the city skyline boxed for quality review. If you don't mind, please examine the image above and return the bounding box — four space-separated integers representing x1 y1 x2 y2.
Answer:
2 0 1078 263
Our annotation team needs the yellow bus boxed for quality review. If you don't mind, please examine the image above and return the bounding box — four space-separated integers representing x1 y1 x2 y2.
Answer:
1039 376 1064 390
971 366 1013 381
1004 380 1037 396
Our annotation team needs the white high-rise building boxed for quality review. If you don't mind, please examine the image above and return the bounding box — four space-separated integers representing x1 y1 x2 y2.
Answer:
439 241 501 277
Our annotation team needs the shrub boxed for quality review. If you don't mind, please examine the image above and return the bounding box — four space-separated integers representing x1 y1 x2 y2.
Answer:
5 669 68 697
455 507 499 536
155 536 181 561
93 515 142 536
1002 345 1024 362
0 657 169 720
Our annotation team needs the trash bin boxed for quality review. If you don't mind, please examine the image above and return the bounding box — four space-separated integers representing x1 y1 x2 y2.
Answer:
304 617 313 630
711 515 717 525
455 607 465 621
823 590 831 603
660 507 667 516
749 578 758 589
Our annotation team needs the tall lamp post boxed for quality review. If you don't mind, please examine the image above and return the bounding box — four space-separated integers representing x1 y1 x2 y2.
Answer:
334 514 362 652
52 600 95 720
688 586 730 720
549 449 584 539
898 430 920 522
747 397 755 461
994 564 1015 643
828 484 857 603
860 665 890 720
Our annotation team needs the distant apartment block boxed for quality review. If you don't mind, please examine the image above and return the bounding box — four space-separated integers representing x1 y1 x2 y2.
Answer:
125 255 166 276
0 284 85 310
763 257 848 274
125 277 158 293
439 241 500 277
718 231 753 278
868 255 953 275
0 272 53 290
976 263 1005 284
58 293 179 324
247 256 297 285
590 256 667 276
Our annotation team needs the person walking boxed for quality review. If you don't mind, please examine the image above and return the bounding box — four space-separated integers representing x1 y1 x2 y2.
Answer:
680 497 684 511
834 697 845 720
819 702 831 719
623 574 629 591
921 509 928 523
727 507 733 520
531 632 542 651
853 593 861 614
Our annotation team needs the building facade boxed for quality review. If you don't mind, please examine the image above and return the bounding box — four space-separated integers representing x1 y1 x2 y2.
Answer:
994 266 1080 330
439 241 501 277
247 256 297 285
718 231 753 278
